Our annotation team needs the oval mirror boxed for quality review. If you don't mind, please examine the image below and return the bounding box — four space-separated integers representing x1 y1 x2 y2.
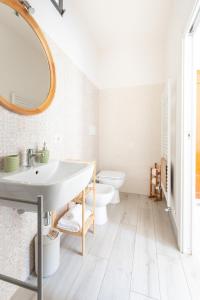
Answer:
0 0 56 115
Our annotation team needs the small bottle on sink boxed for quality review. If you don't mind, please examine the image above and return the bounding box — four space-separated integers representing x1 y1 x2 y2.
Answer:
40 142 49 163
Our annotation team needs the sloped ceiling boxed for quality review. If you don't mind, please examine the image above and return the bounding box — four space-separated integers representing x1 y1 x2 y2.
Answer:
68 0 173 51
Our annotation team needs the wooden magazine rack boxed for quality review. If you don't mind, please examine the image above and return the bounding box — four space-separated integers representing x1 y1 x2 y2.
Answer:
149 162 162 201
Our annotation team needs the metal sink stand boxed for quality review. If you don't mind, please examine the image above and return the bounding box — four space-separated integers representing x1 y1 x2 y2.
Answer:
0 195 43 300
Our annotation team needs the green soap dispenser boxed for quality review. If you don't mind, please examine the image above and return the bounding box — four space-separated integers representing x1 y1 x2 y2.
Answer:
40 142 49 163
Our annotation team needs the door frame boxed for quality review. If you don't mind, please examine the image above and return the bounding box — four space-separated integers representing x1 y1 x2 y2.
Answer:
181 0 200 254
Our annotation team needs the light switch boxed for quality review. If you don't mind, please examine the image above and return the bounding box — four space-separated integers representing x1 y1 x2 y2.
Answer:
88 125 96 136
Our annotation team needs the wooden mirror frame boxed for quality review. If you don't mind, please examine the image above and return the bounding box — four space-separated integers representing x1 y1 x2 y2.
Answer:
0 0 56 115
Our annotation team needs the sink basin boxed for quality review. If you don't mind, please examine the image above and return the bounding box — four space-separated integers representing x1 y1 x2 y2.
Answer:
0 160 94 212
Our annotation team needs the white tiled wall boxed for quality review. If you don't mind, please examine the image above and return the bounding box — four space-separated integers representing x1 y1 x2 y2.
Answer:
0 38 99 299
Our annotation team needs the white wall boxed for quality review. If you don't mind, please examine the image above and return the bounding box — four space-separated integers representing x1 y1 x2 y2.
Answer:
193 21 200 69
98 35 164 195
165 0 196 244
99 85 162 195
29 0 100 86
98 39 165 89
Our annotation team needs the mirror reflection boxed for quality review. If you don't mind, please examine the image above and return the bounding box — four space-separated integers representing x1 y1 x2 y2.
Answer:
0 3 51 110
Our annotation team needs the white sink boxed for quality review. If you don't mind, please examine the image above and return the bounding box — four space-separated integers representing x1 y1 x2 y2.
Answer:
0 160 94 212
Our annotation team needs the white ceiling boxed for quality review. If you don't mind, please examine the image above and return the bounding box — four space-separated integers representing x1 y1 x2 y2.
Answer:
69 0 173 51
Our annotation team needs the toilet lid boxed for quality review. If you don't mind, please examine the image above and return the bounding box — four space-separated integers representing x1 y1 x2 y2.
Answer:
97 170 125 180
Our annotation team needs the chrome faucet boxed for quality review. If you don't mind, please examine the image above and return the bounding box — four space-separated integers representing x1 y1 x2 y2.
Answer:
27 148 37 167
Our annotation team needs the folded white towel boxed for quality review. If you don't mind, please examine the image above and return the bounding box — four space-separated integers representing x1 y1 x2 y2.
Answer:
65 204 82 220
152 178 156 185
152 168 157 176
57 223 81 232
57 205 92 232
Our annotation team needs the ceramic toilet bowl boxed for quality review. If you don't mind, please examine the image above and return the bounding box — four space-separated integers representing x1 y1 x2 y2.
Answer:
97 170 125 204
86 183 114 225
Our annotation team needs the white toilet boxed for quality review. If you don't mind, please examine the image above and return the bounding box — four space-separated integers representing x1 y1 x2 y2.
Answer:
97 170 126 204
86 183 114 225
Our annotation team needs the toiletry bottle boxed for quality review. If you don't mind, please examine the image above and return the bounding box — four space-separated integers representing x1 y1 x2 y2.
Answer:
40 142 49 163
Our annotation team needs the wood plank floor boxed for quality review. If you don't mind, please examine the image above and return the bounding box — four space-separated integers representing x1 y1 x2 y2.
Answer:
12 194 200 300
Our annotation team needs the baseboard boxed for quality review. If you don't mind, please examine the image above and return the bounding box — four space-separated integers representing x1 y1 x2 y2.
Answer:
162 196 180 251
169 212 178 237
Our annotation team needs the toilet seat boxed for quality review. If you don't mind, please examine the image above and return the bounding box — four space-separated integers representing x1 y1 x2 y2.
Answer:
97 170 126 204
97 170 125 180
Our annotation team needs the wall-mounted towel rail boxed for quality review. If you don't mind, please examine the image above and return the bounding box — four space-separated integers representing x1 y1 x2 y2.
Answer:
161 80 172 210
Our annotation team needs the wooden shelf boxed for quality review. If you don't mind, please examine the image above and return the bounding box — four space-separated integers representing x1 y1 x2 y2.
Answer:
52 160 96 255
56 213 95 237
